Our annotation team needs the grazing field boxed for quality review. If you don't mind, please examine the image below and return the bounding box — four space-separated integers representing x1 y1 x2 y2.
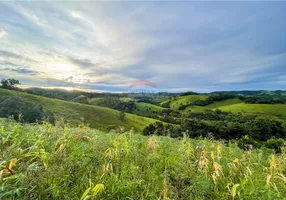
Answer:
218 103 286 121
169 95 207 110
0 89 157 132
1 119 286 199
205 98 243 109
183 99 242 113
184 105 211 113
133 102 166 117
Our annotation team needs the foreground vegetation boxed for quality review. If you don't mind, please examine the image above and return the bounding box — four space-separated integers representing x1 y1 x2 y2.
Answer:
1 119 286 199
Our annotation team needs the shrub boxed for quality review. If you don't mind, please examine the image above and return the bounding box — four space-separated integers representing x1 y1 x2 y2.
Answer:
237 135 262 150
264 138 285 153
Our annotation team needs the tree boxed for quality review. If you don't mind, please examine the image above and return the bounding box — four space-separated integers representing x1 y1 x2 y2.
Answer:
143 124 154 136
1 79 21 89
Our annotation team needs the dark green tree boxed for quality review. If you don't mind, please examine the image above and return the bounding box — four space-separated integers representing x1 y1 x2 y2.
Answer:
1 79 21 89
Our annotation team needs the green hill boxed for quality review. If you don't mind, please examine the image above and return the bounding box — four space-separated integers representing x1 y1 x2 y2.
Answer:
0 89 157 132
169 95 207 109
205 98 243 109
217 103 286 121
184 105 210 113
132 102 166 117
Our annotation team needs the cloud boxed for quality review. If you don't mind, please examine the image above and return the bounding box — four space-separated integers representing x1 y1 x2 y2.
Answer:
0 28 6 39
0 2 286 92
0 50 37 63
2 67 39 75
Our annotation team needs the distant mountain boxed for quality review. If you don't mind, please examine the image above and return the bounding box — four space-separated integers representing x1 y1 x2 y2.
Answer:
209 90 286 97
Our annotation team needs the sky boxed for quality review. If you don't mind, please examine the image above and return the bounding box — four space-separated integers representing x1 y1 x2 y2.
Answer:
0 2 286 93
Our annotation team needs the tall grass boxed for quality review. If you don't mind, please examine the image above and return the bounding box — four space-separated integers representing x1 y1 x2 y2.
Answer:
0 118 285 199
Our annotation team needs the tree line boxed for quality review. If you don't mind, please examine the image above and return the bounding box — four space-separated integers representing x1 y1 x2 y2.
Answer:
143 109 286 152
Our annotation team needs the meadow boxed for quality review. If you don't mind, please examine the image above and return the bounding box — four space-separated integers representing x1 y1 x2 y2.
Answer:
1 119 286 199
168 95 207 110
132 102 167 117
0 89 157 132
175 95 286 122
218 103 286 122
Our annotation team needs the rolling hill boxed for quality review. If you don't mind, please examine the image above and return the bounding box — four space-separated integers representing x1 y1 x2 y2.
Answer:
205 98 243 109
181 97 286 122
0 88 158 132
132 102 166 117
168 95 207 110
217 103 286 121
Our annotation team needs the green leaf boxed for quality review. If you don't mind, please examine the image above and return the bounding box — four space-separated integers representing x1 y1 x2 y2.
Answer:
80 187 91 200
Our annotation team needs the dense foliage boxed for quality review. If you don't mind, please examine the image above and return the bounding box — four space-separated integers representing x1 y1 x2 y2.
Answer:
90 97 136 113
143 109 286 150
239 96 286 104
1 120 285 199
180 91 199 96
0 79 20 90
0 96 43 123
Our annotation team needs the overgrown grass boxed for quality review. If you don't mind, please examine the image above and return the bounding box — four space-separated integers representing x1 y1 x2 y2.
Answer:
1 119 285 199
0 89 158 132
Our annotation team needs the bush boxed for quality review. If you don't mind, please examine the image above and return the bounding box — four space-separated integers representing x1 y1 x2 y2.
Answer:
143 122 182 138
237 135 262 150
264 138 285 153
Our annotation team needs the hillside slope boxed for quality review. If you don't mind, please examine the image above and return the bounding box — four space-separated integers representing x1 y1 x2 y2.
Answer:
205 98 243 109
132 102 166 117
218 103 286 121
0 89 158 131
169 95 207 109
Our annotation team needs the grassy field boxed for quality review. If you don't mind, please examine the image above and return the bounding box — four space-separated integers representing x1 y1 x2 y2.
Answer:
0 89 158 132
184 105 210 113
133 102 166 117
1 119 285 199
183 99 242 113
205 98 243 109
218 103 286 121
169 95 207 110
